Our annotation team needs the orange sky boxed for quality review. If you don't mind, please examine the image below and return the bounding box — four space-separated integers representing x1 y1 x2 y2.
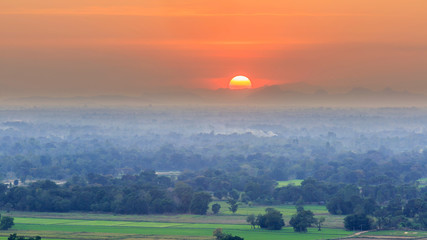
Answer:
1 0 427 97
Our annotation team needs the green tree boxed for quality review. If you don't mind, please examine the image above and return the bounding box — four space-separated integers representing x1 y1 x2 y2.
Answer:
289 206 315 232
0 216 14 230
246 214 256 229
227 198 239 214
213 228 224 240
416 212 427 229
373 207 391 230
221 234 244 240
7 234 41 240
403 198 424 218
7 234 17 240
212 203 221 214
314 217 325 231
257 208 285 230
256 214 266 228
265 208 285 230
174 182 194 213
344 214 373 231
190 192 212 215
212 228 244 240
229 190 240 200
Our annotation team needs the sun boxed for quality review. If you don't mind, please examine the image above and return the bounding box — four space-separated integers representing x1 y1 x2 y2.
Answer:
229 76 252 90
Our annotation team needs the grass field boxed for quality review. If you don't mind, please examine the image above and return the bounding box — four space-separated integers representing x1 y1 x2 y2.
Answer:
417 177 427 187
208 201 344 229
0 205 354 240
4 218 353 240
210 201 329 216
276 179 303 188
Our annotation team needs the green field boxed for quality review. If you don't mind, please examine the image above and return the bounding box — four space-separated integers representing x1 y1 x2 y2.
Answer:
276 179 303 188
0 206 354 240
417 177 427 187
2 218 353 240
210 201 328 216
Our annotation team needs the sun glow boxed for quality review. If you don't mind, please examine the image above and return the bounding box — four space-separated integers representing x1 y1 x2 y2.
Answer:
229 76 252 90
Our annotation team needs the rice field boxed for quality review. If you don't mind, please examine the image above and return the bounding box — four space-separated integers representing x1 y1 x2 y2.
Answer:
1 217 353 240
210 202 329 216
0 205 354 240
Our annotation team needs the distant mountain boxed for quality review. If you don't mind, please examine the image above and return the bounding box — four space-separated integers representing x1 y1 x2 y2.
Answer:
5 83 427 107
10 95 139 103
338 87 427 105
276 82 325 94
346 87 374 96
242 85 427 106
248 85 307 103
140 89 203 104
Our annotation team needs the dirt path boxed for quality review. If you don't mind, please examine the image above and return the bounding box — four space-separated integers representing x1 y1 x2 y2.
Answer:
346 230 370 238
348 237 419 239
344 230 422 239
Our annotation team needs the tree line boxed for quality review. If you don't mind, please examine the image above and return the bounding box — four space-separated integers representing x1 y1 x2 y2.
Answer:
1 170 425 230
0 171 213 215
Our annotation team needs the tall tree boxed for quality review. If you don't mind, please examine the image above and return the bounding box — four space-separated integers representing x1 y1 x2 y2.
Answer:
190 192 212 215
246 214 256 229
212 203 221 214
344 214 373 231
227 198 239 214
289 206 315 232
256 208 285 230
0 216 14 230
174 182 194 213
314 217 325 231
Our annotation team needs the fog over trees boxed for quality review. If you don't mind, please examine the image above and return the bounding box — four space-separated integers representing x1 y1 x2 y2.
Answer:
0 106 426 230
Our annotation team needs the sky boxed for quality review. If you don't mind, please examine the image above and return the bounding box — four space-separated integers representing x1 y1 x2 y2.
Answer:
1 0 427 97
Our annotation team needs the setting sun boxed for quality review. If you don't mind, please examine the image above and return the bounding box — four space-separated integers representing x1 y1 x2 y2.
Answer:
229 76 252 90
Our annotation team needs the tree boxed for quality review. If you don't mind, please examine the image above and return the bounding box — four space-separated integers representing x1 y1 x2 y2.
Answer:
190 192 212 215
344 214 373 231
246 214 256 229
256 208 285 230
8 234 41 240
326 196 353 215
212 203 221 214
0 216 14 230
174 182 194 213
416 212 427 229
265 208 285 230
289 207 315 232
213 228 244 240
256 214 266 228
213 228 224 240
221 235 244 240
314 217 325 231
7 234 17 240
373 208 390 230
227 198 239 214
229 190 240 200
403 198 425 218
